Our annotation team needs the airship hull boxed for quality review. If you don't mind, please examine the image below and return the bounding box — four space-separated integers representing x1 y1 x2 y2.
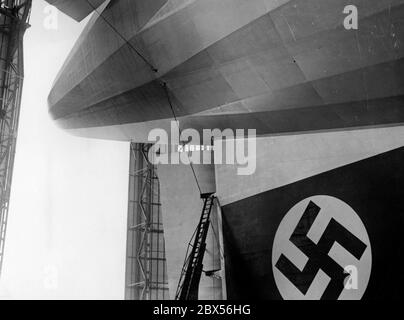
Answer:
48 0 404 140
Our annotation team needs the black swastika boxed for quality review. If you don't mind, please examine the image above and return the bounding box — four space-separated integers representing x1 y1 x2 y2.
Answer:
275 201 367 300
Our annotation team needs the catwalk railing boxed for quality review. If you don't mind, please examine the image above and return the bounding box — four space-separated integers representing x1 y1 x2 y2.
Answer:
0 0 31 276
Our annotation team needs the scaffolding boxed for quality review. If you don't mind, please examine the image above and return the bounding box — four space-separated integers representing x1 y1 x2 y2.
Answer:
0 0 31 277
124 143 169 300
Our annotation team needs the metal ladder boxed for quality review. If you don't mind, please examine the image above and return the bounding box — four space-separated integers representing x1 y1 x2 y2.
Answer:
175 193 215 300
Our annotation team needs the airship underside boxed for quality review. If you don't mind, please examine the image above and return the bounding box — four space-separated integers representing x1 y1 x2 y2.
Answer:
47 0 404 141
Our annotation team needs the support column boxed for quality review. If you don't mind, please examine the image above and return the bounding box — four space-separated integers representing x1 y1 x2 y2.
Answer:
124 143 169 300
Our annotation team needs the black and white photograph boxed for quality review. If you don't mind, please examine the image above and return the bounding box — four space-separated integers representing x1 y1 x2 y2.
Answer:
0 0 403 307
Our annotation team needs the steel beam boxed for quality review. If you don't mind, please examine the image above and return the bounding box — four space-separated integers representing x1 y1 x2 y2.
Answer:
0 0 31 277
124 143 169 300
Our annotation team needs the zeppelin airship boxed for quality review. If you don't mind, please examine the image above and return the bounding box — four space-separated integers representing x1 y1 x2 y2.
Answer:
46 0 404 300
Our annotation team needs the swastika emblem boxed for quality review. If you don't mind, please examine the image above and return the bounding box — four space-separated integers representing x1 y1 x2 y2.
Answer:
272 196 372 300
